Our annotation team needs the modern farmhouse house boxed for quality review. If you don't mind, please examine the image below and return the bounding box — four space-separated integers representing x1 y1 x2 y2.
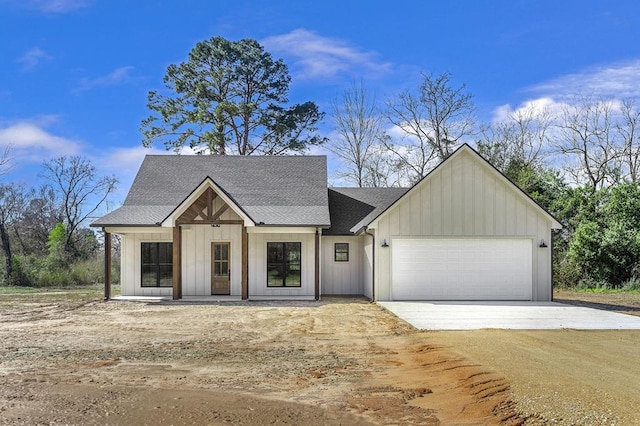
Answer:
92 144 562 301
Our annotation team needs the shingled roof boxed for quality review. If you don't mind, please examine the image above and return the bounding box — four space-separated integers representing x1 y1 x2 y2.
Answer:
92 155 331 227
325 187 409 235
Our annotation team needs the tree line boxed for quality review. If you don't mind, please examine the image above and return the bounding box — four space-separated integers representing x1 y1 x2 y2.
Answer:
326 79 640 289
2 35 638 289
0 156 117 286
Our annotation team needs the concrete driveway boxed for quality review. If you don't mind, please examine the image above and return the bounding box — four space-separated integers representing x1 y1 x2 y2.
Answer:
378 301 640 330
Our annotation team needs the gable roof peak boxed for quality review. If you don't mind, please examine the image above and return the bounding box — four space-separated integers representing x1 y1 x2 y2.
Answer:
364 142 562 229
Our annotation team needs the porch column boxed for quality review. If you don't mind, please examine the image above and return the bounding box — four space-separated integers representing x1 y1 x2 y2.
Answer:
172 225 182 300
103 229 111 301
241 225 248 299
314 228 320 301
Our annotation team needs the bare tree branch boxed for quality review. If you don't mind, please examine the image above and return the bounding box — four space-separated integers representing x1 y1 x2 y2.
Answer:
41 156 118 257
327 81 391 187
554 96 620 191
385 72 475 183
617 98 640 183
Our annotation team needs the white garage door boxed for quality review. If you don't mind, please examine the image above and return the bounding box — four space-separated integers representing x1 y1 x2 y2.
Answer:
391 239 532 300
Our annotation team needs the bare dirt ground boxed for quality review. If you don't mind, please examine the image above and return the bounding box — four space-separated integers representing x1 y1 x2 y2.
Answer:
0 289 639 425
430 290 640 425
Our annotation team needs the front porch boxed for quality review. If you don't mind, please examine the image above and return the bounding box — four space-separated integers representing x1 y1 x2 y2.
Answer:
102 225 321 301
102 179 321 301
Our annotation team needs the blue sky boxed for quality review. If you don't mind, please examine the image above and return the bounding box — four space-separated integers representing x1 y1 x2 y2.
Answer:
2 0 640 202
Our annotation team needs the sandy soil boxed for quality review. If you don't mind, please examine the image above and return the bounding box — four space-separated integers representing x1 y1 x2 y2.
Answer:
1 290 639 425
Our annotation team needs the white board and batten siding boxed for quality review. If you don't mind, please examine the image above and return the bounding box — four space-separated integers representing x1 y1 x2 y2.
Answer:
113 198 245 297
181 224 242 296
247 229 317 299
112 224 243 297
117 229 173 297
180 190 245 296
321 236 364 295
371 148 556 302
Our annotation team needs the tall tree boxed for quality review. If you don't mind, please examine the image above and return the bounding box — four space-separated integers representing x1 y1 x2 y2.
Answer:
0 184 26 284
617 98 640 183
478 104 551 171
41 156 117 258
565 183 640 286
555 96 619 191
328 81 389 187
362 145 404 187
141 36 326 155
12 185 62 257
385 72 475 182
477 103 552 192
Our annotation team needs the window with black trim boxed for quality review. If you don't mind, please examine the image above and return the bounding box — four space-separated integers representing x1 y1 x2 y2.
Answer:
141 242 173 287
267 242 301 287
334 243 349 262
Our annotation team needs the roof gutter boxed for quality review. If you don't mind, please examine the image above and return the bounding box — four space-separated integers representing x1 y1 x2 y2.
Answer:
363 226 375 302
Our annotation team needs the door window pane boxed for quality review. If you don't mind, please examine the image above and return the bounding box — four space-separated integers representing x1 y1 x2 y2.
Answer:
213 243 230 277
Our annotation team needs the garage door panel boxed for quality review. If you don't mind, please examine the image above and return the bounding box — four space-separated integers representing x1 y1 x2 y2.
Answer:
391 239 532 301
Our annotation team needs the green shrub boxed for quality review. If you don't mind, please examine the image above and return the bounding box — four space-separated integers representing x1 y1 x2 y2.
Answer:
577 276 614 290
622 278 640 291
553 258 581 289
36 267 73 287
69 258 104 285
7 254 116 287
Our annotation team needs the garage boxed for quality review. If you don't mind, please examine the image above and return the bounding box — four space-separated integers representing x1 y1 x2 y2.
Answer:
365 145 562 302
391 238 532 301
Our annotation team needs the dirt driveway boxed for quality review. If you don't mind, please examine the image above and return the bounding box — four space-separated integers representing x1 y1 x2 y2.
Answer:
1 290 639 425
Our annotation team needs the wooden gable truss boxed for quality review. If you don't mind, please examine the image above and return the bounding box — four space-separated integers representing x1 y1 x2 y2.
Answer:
170 186 248 300
175 187 243 225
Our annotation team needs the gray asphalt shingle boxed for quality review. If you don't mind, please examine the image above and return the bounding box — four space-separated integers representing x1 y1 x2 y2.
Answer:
92 155 331 227
326 187 408 235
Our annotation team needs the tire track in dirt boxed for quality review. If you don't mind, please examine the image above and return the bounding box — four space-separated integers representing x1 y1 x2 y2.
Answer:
344 341 522 425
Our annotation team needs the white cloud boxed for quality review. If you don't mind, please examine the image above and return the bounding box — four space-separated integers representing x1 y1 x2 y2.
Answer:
1 0 90 13
528 59 640 99
0 118 82 166
98 146 166 176
28 0 90 13
96 145 204 195
16 47 52 71
73 66 135 94
261 29 392 80
491 97 563 124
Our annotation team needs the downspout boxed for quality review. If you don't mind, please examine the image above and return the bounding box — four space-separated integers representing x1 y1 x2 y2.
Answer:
363 226 375 302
